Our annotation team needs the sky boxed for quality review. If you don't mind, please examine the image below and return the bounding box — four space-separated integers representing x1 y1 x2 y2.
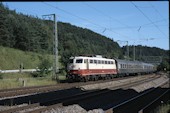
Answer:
2 1 169 50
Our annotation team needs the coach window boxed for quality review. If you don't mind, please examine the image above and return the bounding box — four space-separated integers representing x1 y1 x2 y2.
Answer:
98 60 101 64
94 60 97 64
76 59 83 63
111 61 113 64
90 60 93 63
105 61 107 64
108 61 110 64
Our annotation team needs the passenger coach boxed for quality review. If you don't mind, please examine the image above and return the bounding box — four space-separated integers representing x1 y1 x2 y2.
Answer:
115 59 156 76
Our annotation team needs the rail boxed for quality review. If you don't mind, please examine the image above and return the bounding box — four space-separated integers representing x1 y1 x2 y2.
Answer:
105 80 169 113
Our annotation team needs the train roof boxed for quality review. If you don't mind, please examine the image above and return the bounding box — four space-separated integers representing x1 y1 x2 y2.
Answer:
114 58 154 66
114 58 141 63
141 62 154 66
70 56 114 60
69 56 154 66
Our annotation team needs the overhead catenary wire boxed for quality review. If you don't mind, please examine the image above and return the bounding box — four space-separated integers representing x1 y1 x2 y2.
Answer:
42 2 104 29
148 2 168 24
6 2 133 41
83 2 168 45
108 18 168 30
83 2 132 29
42 2 134 40
3 1 168 50
42 2 127 38
13 2 166 31
134 6 153 8
130 1 168 39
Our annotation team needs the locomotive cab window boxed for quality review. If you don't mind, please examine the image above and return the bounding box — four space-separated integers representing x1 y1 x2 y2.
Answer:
76 59 83 63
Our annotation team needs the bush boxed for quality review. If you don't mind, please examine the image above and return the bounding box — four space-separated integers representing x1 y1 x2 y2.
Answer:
157 58 170 71
0 73 3 79
32 57 52 77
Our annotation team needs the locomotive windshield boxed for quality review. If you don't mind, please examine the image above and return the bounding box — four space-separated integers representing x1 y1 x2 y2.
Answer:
76 59 83 63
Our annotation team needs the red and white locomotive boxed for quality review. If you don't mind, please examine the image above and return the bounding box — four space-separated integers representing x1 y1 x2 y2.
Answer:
67 55 117 81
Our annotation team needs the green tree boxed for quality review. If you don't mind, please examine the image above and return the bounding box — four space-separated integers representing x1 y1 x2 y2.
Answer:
35 58 51 77
157 58 170 71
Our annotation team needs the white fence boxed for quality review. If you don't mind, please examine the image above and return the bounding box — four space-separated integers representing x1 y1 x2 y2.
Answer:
0 69 39 73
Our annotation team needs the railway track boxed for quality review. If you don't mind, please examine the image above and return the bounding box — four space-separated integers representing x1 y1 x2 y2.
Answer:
0 74 156 99
34 76 168 113
105 81 169 113
0 74 162 113
0 74 167 113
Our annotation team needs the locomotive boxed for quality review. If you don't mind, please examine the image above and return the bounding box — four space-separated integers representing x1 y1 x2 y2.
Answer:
67 55 156 82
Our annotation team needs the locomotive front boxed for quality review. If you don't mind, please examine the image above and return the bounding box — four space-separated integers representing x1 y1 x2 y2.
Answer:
67 56 85 81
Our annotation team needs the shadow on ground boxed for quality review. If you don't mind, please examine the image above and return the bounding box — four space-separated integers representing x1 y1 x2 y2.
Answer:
0 85 169 113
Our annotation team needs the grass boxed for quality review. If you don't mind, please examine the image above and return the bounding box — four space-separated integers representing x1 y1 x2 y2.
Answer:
0 46 49 70
0 46 40 69
24 77 57 87
0 46 64 70
1 73 31 79
0 46 67 89
58 75 66 80
0 79 22 89
0 77 57 89
0 73 67 90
